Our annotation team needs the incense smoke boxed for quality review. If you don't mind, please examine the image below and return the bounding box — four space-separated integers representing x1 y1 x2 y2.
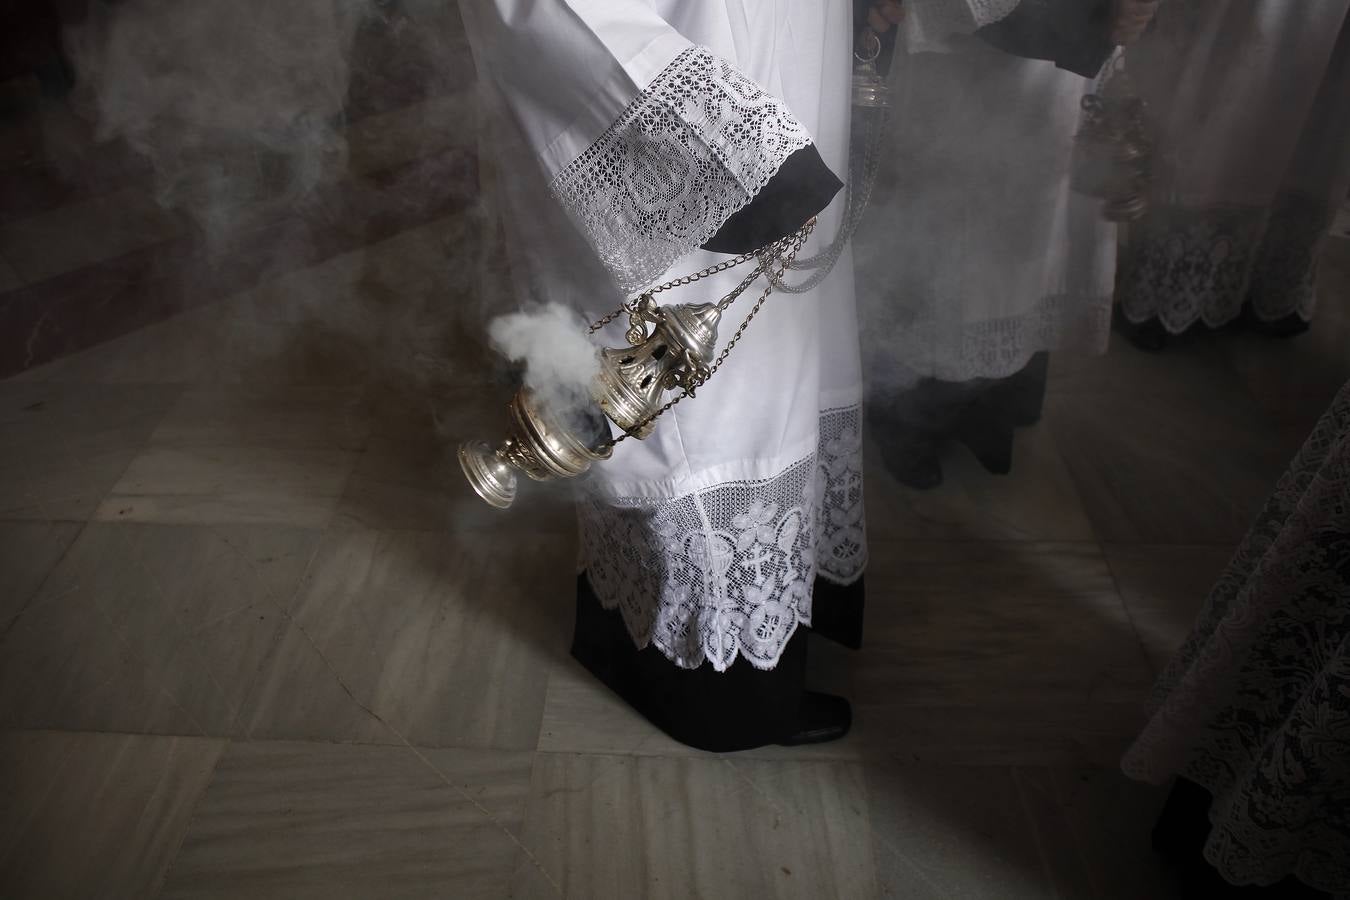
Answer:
47 0 1096 446
64 0 375 245
56 0 494 406
488 303 603 428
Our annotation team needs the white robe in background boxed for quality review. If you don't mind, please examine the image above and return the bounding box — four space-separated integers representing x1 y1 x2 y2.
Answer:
1118 0 1350 331
460 1 865 672
855 1 1117 385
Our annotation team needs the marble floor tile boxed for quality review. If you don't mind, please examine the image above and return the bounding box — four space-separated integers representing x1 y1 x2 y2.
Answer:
0 186 183 284
511 752 877 899
333 428 574 533
0 731 76 853
242 529 572 749
1015 767 1182 900
0 256 21 293
160 740 532 900
147 386 370 450
0 522 318 735
0 381 181 520
0 730 224 900
855 541 1155 767
95 386 369 526
535 660 698 759
1047 331 1240 400
235 622 396 746
9 303 242 386
14 273 365 390
12 212 479 390
864 764 1052 899
865 423 1097 542
0 520 82 625
1222 309 1350 428
861 705 1146 770
1046 388 1291 544
95 445 359 527
333 387 574 534
1103 544 1234 675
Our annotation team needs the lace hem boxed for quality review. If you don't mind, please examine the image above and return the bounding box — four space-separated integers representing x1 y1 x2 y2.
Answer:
578 405 867 672
969 0 1021 27
549 46 814 293
881 293 1112 382
1121 381 1350 893
1117 196 1331 334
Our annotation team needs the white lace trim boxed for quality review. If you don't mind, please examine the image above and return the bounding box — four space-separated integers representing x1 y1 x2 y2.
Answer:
549 46 814 294
578 406 867 672
969 0 1022 27
1117 201 1328 334
882 293 1112 382
1122 381 1350 893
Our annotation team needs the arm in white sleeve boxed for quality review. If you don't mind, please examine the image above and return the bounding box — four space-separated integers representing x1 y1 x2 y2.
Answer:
458 0 835 292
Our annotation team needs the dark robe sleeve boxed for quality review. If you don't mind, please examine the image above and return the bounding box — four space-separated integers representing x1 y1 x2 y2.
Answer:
701 144 843 254
975 0 1116 79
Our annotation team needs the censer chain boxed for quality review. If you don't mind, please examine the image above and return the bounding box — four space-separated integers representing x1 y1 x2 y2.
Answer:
594 220 815 450
586 230 801 336
769 102 889 294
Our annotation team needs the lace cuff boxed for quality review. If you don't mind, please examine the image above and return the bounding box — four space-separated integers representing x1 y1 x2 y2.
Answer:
548 46 814 293
903 0 1022 52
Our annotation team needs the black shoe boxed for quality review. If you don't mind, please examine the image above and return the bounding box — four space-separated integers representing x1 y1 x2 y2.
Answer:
777 691 852 746
995 352 1049 427
1121 316 1169 352
956 416 1015 475
1249 310 1311 339
879 437 944 490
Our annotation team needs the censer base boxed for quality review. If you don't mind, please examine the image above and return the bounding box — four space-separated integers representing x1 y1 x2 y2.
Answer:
458 440 517 510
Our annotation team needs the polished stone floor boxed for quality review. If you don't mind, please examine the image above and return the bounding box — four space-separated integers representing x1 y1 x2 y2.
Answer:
2 227 1345 898
3 11 1350 898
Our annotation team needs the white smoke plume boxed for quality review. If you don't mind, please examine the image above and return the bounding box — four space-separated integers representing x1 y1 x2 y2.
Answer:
488 303 603 429
64 0 377 245
53 0 491 404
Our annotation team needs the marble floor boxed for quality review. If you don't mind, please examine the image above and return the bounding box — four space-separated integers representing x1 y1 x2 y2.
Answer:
4 8 1350 897
0 239 1344 900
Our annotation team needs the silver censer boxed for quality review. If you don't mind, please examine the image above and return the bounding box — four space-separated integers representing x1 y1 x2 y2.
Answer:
852 27 889 110
459 298 723 509
1072 64 1155 222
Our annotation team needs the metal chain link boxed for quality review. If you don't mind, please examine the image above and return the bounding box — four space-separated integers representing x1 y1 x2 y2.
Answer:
587 243 770 335
768 102 889 294
594 219 816 451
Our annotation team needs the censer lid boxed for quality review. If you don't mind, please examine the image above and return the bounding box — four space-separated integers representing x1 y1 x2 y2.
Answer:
660 302 723 365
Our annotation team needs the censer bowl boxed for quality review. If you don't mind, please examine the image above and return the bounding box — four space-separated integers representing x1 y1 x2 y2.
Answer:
458 440 518 509
852 71 888 110
851 26 889 110
459 387 612 510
